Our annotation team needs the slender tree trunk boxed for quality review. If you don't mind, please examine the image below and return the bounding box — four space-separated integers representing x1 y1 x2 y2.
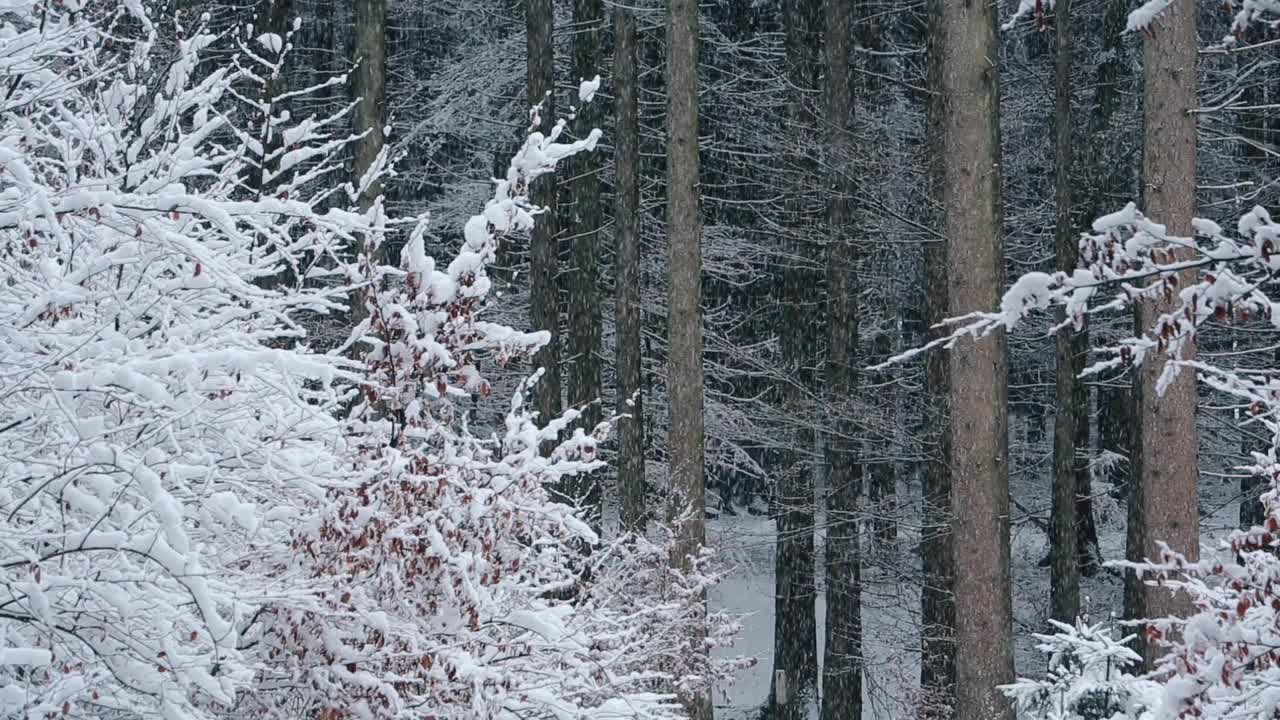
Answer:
1091 0 1133 504
771 0 820 713
615 5 646 534
919 0 955 709
1124 0 1201 670
351 0 386 214
526 0 563 445
1236 65 1269 532
246 0 294 292
348 0 385 331
869 333 897 545
565 0 603 522
1050 0 1082 625
666 1 711 718
821 0 862 717
934 0 1014 713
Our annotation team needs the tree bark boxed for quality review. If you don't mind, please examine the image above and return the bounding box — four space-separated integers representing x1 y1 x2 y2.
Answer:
1090 0 1134 504
1050 0 1083 625
666 1 711 718
934 0 1015 713
919 0 955 709
351 0 386 214
1235 63 1271 532
526 0 563 449
1125 0 1200 669
348 0 385 330
869 334 897 545
771 0 820 713
820 0 862 718
565 0 603 522
615 4 646 534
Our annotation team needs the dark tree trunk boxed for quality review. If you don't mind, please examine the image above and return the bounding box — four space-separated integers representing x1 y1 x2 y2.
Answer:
770 0 821 713
615 5 646 534
820 0 863 718
351 0 386 214
869 332 897 545
1050 0 1082 625
526 0 563 449
565 0 603 522
919 0 955 709
1235 64 1272 532
1090 0 1134 505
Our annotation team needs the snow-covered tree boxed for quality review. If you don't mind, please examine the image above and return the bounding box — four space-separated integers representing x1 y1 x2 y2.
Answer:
0 2 364 716
1001 618 1152 719
0 2 741 717
901 196 1280 720
262 97 748 719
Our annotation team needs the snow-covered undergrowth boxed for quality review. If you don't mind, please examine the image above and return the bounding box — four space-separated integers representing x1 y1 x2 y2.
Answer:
0 2 740 717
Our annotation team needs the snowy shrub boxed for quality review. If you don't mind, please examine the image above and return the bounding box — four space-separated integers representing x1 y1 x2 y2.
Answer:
0 1 736 717
265 99 748 718
1002 618 1151 720
0 1 364 717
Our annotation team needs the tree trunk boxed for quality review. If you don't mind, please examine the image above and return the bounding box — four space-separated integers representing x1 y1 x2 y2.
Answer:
1090 0 1133 504
1050 0 1082 625
869 333 897 546
666 1 711 718
1124 0 1200 670
348 0 385 331
919 0 955 709
351 0 386 214
615 5 646 534
566 0 603 522
1235 64 1270 532
935 0 1015 713
771 0 820 713
526 0 563 448
820 0 862 717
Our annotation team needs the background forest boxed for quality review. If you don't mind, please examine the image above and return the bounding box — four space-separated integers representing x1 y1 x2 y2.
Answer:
5 0 1280 718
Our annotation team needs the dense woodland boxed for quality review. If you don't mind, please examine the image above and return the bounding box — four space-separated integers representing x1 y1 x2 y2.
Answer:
5 0 1280 718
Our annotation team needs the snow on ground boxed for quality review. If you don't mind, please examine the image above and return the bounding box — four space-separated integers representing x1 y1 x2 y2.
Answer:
708 509 921 720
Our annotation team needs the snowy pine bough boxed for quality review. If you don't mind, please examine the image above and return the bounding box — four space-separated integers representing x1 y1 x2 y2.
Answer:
0 1 740 717
1001 618 1151 720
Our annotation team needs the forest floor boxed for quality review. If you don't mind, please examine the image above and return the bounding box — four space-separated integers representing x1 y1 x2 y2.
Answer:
708 415 1241 719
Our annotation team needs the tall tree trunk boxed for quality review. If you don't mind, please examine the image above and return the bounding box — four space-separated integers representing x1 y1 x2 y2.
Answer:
1050 0 1083 625
820 0 862 717
1235 63 1270 531
919 0 955 708
771 0 820 714
935 0 1014 713
1090 0 1133 504
526 0 563 447
566 0 603 521
615 5 646 534
869 332 897 545
666 1 711 719
348 0 385 331
351 0 386 214
1125 0 1200 669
